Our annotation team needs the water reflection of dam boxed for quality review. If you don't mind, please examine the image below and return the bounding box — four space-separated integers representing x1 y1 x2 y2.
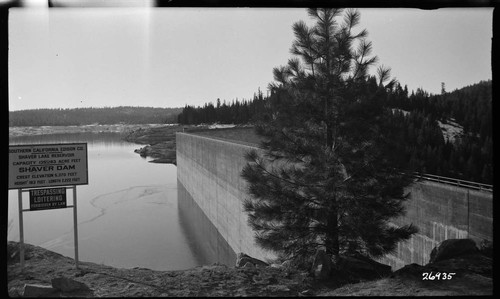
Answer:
177 180 236 266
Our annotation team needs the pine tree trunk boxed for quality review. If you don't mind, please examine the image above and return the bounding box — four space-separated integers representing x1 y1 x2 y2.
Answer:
325 98 339 260
326 205 340 258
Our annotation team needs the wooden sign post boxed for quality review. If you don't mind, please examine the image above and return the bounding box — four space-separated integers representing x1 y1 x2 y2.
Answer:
9 143 88 270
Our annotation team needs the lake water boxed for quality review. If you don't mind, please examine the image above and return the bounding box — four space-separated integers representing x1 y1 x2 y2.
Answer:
8 132 235 271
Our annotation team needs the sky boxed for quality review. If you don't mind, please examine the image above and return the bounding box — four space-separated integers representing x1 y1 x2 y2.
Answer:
8 6 493 111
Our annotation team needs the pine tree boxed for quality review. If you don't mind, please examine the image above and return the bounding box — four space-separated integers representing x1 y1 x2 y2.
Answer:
242 8 417 268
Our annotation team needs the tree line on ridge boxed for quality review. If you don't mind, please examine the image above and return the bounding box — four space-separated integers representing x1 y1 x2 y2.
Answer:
178 80 492 184
9 106 182 126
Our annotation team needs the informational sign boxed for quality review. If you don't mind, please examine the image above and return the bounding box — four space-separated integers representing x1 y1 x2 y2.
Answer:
9 143 88 189
29 187 67 211
11 143 86 270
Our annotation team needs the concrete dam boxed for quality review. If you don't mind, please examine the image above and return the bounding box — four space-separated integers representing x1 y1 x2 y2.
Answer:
176 132 493 269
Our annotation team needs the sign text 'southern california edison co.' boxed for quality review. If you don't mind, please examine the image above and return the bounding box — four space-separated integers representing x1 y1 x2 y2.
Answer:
9 143 88 189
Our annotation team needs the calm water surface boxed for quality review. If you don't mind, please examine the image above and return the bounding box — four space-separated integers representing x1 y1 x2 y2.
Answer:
8 132 233 271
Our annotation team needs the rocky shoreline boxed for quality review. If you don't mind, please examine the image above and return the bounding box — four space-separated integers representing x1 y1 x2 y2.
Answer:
9 123 252 164
6 239 493 297
9 124 166 138
123 124 254 164
124 125 189 164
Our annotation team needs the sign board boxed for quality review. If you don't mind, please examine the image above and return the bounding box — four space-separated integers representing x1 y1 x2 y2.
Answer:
29 187 67 211
9 143 88 189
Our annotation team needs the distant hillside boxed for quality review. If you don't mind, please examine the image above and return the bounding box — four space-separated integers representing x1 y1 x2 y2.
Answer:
9 106 183 126
386 79 492 184
177 80 492 184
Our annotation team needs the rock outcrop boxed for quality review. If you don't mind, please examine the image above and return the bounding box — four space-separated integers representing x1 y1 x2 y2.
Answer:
235 253 269 268
478 239 493 258
22 277 93 297
134 143 177 164
429 238 479 263
393 238 492 281
51 276 92 293
125 125 184 164
309 248 392 282
22 284 60 297
335 253 392 282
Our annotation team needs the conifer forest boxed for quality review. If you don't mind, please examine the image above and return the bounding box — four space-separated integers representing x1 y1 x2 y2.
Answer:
178 80 492 184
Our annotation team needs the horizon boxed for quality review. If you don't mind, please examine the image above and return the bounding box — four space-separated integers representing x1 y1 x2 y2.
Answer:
9 105 185 111
9 78 492 112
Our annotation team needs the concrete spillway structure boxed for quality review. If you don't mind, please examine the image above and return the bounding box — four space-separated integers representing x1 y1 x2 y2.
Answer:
176 132 493 269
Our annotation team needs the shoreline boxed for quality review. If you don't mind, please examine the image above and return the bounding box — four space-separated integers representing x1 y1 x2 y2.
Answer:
8 123 170 138
9 124 256 164
8 123 181 164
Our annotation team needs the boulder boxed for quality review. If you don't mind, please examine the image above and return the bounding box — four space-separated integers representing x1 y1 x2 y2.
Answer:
51 276 91 292
429 239 479 263
22 284 60 297
335 253 392 281
310 248 332 279
478 239 493 258
242 262 255 268
430 250 493 278
235 253 268 268
392 263 425 278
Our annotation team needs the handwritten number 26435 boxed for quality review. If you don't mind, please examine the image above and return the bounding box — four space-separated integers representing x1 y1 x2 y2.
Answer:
422 272 455 280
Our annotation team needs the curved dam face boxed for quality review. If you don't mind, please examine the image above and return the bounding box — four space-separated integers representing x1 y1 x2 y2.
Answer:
176 132 493 269
176 132 275 263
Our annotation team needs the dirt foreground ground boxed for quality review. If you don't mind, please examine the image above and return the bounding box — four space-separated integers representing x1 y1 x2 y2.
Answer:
5 242 493 297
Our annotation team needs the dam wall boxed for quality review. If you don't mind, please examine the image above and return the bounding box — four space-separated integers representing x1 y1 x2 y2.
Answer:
379 180 493 269
176 132 493 269
176 132 275 262
177 180 237 266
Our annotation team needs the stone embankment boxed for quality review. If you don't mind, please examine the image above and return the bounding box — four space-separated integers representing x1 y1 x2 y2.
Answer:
6 239 492 297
